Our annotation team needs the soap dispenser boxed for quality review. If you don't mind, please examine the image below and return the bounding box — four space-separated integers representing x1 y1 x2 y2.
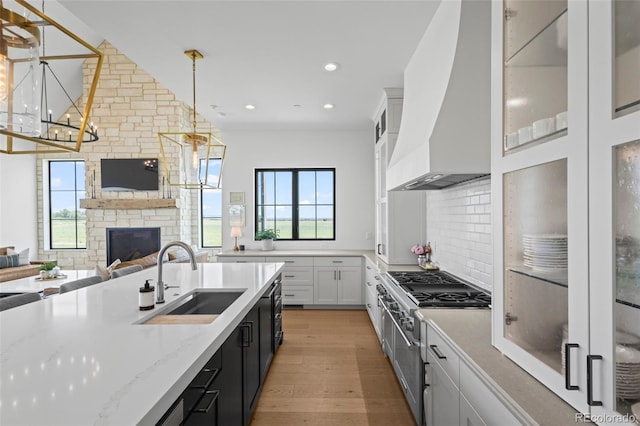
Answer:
139 280 155 311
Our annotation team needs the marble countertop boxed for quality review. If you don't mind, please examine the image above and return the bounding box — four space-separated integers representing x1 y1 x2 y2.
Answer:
416 309 580 425
0 262 284 425
217 249 424 273
217 249 374 257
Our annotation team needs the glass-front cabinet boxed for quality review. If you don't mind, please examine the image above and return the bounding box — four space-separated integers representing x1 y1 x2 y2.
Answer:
493 0 640 422
503 0 568 153
589 0 640 422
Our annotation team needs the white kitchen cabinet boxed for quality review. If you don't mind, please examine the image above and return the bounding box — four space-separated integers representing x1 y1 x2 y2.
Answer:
492 0 640 421
364 258 382 341
460 393 487 426
373 89 426 265
265 257 314 305
427 350 460 426
217 256 266 263
424 322 525 426
314 257 363 305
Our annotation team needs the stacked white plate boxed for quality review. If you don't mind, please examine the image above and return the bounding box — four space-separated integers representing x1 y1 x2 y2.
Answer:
616 345 640 400
523 234 568 271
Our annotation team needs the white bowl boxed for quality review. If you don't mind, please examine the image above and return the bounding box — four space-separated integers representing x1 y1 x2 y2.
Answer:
556 111 568 130
533 117 555 139
518 126 533 144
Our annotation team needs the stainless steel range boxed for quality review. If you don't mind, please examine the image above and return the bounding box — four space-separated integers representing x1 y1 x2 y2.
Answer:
377 270 491 426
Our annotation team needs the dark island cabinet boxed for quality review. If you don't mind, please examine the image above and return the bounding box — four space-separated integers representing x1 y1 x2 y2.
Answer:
157 278 281 426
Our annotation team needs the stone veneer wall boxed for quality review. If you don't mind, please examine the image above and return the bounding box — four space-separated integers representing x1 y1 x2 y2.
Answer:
35 41 213 269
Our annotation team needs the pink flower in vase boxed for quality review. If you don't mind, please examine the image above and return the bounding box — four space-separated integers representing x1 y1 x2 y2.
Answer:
411 245 425 255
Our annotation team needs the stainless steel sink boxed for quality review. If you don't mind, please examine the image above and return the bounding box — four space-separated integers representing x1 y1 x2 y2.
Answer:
137 289 246 324
165 290 244 315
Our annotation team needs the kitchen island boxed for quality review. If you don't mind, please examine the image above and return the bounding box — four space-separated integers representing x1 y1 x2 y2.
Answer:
0 262 283 425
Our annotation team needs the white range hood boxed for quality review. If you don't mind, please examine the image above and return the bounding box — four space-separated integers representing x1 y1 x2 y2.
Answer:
386 0 491 191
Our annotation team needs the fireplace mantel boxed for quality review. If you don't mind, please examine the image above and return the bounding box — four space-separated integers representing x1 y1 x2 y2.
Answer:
79 199 179 209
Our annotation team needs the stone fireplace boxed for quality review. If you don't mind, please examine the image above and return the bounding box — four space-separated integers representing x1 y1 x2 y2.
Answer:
106 227 161 266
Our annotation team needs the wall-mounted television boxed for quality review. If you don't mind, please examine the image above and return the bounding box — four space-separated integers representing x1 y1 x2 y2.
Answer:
101 158 158 192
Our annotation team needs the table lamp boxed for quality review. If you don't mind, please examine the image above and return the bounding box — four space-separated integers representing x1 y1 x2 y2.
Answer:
230 227 242 251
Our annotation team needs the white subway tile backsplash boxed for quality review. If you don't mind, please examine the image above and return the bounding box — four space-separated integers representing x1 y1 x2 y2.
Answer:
426 177 492 292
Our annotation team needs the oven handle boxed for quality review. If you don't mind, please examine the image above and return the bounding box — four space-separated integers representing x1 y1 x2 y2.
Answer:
380 298 417 348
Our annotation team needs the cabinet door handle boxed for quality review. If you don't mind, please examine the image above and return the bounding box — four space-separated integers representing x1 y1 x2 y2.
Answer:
275 313 282 320
367 281 372 287
587 354 603 406
377 244 382 255
193 390 219 413
366 266 372 270
367 303 372 308
246 321 254 344
240 324 250 347
430 345 446 360
564 343 579 390
400 376 408 392
333 271 337 280
338 270 341 280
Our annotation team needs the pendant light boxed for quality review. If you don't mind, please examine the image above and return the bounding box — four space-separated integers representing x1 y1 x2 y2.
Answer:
0 0 103 154
158 50 226 189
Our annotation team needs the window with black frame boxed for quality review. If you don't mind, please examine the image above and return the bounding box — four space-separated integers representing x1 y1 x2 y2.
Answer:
48 160 86 249
255 168 335 240
200 157 223 247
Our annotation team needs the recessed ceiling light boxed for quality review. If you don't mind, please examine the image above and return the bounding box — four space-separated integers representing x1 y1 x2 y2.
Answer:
324 62 339 72
245 104 256 110
323 103 335 109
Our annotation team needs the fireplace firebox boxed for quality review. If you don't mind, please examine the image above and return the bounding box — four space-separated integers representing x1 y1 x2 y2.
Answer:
106 227 161 266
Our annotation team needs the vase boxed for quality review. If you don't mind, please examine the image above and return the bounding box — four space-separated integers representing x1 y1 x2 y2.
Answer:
417 255 427 268
261 239 274 251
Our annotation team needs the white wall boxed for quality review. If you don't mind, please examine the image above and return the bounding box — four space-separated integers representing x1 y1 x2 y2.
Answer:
0 154 38 252
425 177 492 291
219 129 375 251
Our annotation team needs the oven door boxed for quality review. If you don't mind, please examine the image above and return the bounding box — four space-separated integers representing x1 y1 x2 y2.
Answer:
392 322 423 426
380 296 394 358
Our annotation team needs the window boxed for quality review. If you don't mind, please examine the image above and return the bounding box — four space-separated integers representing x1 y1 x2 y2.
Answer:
255 168 335 240
48 160 86 249
200 158 223 247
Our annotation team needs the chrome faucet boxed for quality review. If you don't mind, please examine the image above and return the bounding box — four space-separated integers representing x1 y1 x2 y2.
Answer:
156 241 198 304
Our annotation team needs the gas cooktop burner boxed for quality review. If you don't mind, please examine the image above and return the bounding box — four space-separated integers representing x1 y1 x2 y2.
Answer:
387 270 491 308
388 271 463 285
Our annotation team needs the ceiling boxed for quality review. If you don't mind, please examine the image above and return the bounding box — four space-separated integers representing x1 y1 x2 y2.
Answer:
55 0 439 131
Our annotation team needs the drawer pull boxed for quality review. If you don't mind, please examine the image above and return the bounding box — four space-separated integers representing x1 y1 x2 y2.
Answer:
284 293 295 297
193 390 219 413
284 260 294 263
284 275 296 278
430 345 446 360
332 260 343 263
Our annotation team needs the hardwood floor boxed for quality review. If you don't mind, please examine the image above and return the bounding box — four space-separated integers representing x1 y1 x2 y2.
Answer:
250 309 417 426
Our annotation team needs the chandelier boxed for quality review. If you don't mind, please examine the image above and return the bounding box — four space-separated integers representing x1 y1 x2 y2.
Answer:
158 49 226 189
0 0 103 154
